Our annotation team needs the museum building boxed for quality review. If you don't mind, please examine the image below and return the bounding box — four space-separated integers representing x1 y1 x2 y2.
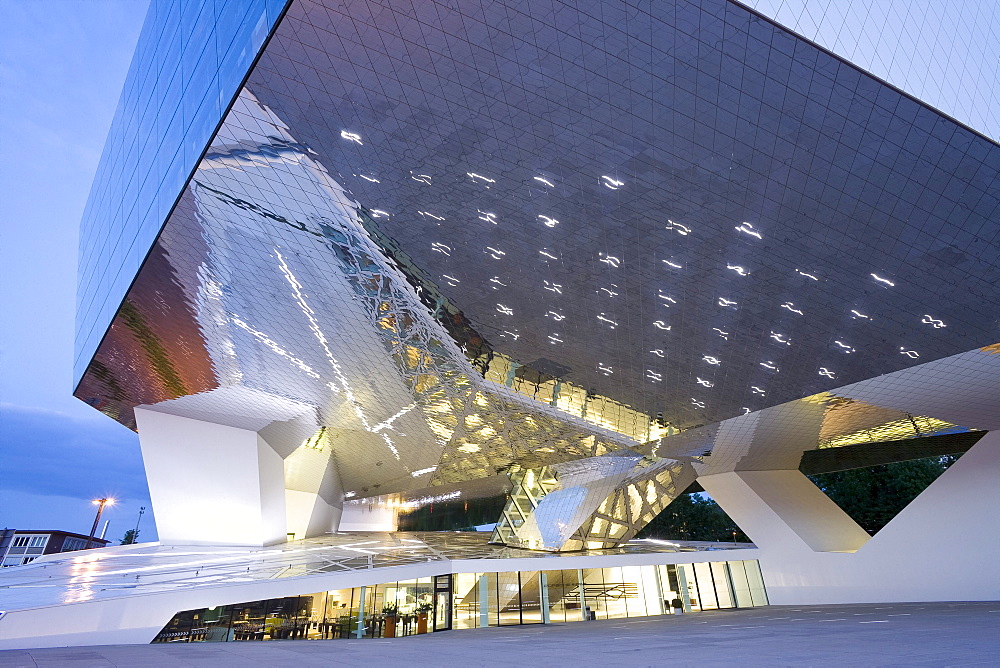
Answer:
1 0 999 649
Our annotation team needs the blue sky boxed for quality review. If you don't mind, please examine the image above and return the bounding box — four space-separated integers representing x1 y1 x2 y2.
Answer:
0 1 153 541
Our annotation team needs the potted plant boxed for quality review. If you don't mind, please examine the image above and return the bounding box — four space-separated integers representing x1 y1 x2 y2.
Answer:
416 602 433 634
382 603 399 638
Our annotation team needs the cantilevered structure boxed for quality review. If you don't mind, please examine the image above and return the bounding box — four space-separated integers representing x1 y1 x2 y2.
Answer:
2 0 999 649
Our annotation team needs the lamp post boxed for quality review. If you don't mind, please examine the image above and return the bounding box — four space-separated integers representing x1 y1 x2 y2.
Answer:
86 498 115 549
130 506 146 544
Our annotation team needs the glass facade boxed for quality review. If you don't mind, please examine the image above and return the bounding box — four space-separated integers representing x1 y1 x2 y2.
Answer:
153 560 767 643
74 0 288 384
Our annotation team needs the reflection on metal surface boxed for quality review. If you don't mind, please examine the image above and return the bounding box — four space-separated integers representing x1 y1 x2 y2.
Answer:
74 0 1000 552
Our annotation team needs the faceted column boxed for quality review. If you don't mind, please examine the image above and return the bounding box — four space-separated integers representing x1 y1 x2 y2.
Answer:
134 408 289 546
699 469 871 553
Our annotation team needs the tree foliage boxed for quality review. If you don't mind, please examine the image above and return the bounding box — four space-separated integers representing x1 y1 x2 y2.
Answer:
120 529 139 545
637 493 749 542
808 455 957 535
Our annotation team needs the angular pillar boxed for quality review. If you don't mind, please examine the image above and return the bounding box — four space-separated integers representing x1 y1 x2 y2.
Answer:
284 443 343 540
699 469 871 553
134 408 289 546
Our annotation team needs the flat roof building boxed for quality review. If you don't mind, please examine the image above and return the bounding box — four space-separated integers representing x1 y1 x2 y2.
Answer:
0 530 110 568
2 0 998 650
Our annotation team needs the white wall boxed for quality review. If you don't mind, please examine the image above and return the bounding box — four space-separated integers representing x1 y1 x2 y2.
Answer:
703 430 1000 604
338 502 398 531
134 408 289 546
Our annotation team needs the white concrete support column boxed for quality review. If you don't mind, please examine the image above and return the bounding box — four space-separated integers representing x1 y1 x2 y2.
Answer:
283 445 343 540
134 408 288 546
699 432 1000 604
699 469 871 553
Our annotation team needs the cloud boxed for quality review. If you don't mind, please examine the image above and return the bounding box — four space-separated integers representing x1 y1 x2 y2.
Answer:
0 403 148 502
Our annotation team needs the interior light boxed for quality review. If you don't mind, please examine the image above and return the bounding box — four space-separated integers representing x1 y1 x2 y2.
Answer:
601 175 624 189
653 320 671 330
921 315 946 328
727 264 748 276
539 215 559 228
796 269 819 281
818 368 836 378
533 176 555 188
781 302 803 315
662 259 683 269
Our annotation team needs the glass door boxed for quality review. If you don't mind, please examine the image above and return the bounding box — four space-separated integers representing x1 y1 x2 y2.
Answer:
433 575 452 631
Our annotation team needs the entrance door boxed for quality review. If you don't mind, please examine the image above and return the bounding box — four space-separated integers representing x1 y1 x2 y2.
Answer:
433 575 452 631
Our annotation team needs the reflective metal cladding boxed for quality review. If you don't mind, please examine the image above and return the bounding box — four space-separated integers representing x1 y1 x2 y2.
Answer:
76 0 1000 548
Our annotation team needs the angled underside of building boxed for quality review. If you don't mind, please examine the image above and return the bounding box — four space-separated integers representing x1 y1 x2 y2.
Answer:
3 0 999 650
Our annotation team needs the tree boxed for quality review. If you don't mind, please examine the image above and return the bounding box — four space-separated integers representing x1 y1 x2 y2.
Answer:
637 493 749 542
120 529 139 545
808 455 956 535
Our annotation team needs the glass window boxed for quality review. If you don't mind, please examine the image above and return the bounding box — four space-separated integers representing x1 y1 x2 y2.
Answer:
710 562 736 609
452 572 480 629
727 561 754 608
518 571 544 624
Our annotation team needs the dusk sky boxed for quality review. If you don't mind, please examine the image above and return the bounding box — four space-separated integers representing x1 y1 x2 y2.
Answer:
1 1 154 542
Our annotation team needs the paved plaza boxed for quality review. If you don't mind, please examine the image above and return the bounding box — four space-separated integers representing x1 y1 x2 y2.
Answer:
1 602 997 667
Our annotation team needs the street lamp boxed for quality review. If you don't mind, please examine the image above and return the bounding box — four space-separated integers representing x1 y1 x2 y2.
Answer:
86 497 115 549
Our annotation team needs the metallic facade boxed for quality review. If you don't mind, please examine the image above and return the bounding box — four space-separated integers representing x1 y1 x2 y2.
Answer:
75 0 1000 550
